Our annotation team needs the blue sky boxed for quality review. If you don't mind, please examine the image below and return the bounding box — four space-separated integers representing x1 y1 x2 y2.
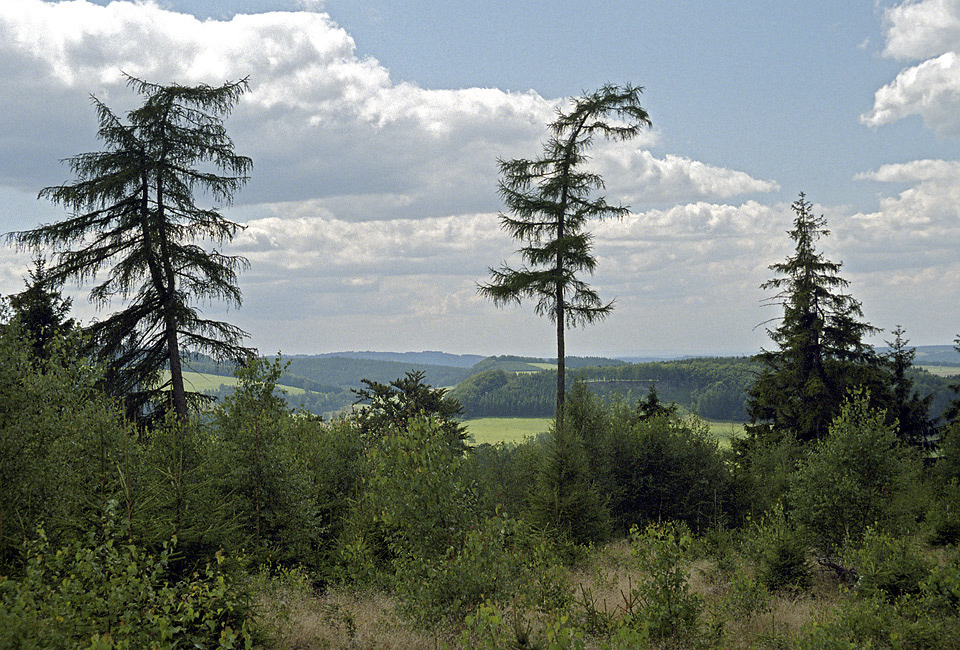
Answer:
1 0 959 357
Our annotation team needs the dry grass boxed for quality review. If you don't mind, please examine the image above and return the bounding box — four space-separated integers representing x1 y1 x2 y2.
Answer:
255 583 448 650
252 540 853 650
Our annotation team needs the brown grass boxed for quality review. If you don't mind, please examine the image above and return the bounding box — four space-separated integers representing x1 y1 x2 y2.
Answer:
252 540 852 650
255 583 448 650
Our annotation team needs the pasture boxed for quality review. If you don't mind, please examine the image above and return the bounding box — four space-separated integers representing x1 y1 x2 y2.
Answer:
464 415 745 446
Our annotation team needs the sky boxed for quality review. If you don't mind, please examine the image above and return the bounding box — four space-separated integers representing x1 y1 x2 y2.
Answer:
1 0 960 358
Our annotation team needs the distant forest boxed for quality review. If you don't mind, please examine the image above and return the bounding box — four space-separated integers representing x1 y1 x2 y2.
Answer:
188 352 959 423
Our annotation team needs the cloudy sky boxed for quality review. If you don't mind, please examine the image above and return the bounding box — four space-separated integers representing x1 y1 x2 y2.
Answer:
1 0 959 358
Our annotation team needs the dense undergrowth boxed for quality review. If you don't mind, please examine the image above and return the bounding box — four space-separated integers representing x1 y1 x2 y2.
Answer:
3 323 960 648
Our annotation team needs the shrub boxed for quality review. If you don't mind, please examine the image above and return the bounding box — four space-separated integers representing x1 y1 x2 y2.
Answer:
609 413 736 533
624 521 703 640
210 357 320 568
393 515 521 629
0 511 256 649
745 502 811 592
843 527 931 601
789 391 924 553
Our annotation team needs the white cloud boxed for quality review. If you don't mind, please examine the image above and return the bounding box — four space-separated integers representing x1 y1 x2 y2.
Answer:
864 0 960 135
0 0 786 356
881 0 960 61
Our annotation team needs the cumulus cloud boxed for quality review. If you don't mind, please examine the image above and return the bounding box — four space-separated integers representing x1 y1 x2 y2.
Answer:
0 0 786 355
0 0 776 212
881 0 960 60
863 0 960 135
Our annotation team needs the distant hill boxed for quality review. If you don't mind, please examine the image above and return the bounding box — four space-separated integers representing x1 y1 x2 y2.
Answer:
906 345 960 366
300 350 485 368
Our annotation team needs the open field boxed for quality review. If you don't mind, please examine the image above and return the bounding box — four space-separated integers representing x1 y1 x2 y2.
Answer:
163 370 307 395
464 416 745 446
918 364 960 377
464 417 552 444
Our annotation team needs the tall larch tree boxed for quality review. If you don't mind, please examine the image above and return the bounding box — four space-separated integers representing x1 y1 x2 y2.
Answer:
9 75 254 420
478 83 650 421
748 193 882 442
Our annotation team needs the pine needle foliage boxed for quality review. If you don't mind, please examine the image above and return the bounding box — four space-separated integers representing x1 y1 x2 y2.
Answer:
748 193 880 442
9 75 254 420
479 83 650 419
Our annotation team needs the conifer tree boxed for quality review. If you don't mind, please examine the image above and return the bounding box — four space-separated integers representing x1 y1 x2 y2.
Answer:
748 193 881 442
479 84 650 421
5 256 75 360
9 75 254 420
884 326 935 448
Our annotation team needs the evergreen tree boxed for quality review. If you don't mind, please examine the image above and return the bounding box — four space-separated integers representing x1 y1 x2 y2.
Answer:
352 370 469 454
478 84 650 421
9 75 254 420
883 326 936 449
5 256 75 360
748 193 881 442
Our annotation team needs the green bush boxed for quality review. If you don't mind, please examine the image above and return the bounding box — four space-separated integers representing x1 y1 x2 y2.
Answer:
337 415 475 583
608 411 736 533
789 391 924 553
393 515 521 629
843 527 931 601
210 357 320 568
624 521 703 641
0 512 256 650
0 325 135 572
745 502 811 592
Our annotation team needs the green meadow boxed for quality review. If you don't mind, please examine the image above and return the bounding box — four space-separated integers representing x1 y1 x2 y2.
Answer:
165 370 307 395
918 365 960 377
464 416 745 447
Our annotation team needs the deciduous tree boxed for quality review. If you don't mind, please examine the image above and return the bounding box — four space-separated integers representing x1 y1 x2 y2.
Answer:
479 84 650 420
9 75 254 420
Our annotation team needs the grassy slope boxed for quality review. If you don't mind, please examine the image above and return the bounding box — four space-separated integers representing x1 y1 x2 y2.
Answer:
169 371 307 395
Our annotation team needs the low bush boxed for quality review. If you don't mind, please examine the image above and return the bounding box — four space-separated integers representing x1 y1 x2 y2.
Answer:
0 512 256 650
745 502 811 592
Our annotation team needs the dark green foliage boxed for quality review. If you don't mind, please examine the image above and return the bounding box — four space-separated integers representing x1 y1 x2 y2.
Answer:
288 417 365 576
625 521 704 641
479 83 650 416
462 440 541 519
0 322 133 572
3 257 75 361
749 193 882 442
210 357 319 567
0 514 256 649
337 416 478 587
9 75 254 420
527 402 611 545
745 502 812 592
884 326 937 449
731 426 803 518
352 370 468 453
789 391 924 553
844 527 932 601
609 412 736 532
633 383 678 421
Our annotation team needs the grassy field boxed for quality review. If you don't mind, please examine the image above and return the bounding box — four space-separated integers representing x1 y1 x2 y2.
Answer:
464 417 552 445
163 371 307 395
918 364 960 377
464 416 745 446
